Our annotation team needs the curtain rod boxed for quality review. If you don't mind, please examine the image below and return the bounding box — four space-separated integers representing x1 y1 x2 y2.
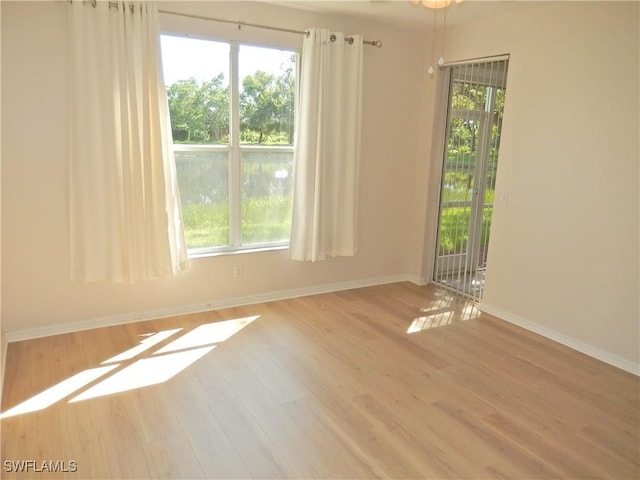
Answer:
78 2 383 47
158 9 383 48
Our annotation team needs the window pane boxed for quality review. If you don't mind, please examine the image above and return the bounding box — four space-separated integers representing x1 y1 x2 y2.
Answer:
438 207 469 256
175 150 230 248
239 46 295 146
161 35 230 144
241 149 293 244
452 80 487 112
161 34 297 253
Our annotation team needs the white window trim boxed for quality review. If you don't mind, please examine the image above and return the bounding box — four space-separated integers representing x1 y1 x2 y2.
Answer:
161 22 300 258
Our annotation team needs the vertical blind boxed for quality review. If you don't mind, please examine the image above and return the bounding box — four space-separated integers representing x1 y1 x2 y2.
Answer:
433 58 509 302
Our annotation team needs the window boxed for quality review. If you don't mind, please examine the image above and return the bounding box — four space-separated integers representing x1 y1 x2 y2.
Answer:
160 35 297 255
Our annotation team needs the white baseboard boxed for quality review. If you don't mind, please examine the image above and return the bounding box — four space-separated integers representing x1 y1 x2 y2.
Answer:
5 274 415 343
406 274 430 286
480 303 640 376
5 279 638 378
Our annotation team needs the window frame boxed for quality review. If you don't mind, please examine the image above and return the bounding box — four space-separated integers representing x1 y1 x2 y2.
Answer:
160 18 300 257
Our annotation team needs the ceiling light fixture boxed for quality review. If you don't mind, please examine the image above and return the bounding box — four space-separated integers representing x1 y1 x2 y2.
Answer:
414 0 451 9
411 0 463 9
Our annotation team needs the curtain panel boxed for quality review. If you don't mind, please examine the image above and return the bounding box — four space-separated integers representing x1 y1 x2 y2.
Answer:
69 1 189 282
289 28 363 262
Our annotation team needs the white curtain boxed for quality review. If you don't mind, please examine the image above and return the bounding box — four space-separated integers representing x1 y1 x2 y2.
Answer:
69 1 188 282
289 28 363 262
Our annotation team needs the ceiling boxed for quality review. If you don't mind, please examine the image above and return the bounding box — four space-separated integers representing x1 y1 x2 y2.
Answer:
266 0 546 31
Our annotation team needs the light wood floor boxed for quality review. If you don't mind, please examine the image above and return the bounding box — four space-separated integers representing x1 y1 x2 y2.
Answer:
1 283 639 479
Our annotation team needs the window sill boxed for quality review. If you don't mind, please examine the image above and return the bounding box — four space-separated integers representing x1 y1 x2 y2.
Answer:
188 244 289 260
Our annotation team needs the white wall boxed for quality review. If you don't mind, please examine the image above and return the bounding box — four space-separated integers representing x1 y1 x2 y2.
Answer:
0 0 4 416
3 0 637 373
420 1 639 370
1 1 428 337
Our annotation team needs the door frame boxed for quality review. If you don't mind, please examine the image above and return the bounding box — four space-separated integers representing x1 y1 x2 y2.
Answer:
431 57 509 300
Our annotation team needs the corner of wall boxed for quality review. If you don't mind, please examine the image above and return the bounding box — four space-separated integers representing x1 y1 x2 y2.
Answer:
480 303 640 377
0 0 4 413
0 332 6 403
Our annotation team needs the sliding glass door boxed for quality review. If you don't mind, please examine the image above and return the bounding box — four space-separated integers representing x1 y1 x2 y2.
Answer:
433 60 508 301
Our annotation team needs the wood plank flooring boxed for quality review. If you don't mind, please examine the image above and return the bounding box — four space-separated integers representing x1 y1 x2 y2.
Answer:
1 282 638 479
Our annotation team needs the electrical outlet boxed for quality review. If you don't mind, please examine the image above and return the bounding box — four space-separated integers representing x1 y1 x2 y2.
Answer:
233 265 243 278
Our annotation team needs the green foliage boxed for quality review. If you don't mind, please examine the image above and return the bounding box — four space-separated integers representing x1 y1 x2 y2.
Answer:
166 74 229 144
240 66 295 145
242 196 292 243
438 76 505 258
175 149 292 248
447 84 505 166
181 201 230 247
181 195 292 248
437 207 493 255
166 54 295 146
166 49 297 248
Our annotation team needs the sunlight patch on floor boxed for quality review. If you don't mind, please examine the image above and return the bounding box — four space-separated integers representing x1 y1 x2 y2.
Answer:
0 366 118 419
102 328 182 364
0 315 260 418
155 315 258 354
407 294 480 334
461 303 480 321
70 347 214 402
407 312 453 333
